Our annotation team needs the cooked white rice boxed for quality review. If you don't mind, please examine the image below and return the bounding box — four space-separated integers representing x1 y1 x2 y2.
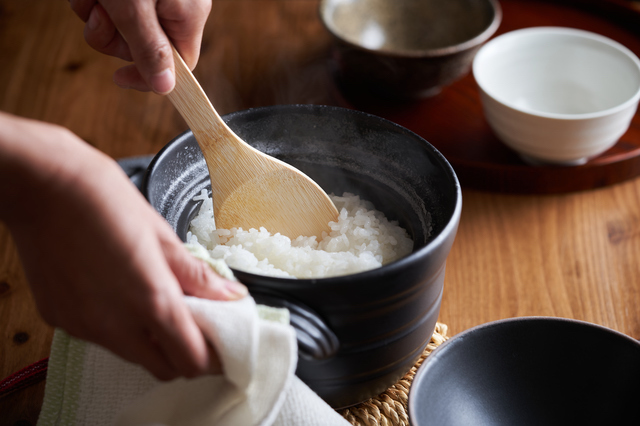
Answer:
187 190 413 279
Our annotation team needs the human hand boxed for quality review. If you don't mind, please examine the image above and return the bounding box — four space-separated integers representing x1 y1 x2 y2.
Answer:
69 0 212 93
0 112 246 380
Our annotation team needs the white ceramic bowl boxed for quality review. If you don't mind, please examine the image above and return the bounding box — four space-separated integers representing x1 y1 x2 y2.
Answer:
473 27 640 165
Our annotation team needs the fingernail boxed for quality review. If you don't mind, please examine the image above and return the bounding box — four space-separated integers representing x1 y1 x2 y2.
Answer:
225 280 248 299
86 7 99 30
113 79 129 89
150 69 174 95
112 74 129 90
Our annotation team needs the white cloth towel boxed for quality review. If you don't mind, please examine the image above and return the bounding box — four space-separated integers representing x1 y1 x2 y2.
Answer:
37 250 350 426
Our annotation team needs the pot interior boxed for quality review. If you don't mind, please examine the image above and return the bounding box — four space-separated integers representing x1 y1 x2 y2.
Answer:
144 105 460 275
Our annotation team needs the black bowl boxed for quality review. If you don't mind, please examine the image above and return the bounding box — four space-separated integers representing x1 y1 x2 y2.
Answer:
142 105 461 408
409 317 640 425
320 0 502 99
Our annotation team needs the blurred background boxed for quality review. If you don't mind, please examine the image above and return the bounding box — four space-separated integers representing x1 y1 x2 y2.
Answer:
2 0 640 424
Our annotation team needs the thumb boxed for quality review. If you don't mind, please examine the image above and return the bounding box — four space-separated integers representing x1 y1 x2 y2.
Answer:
167 243 248 301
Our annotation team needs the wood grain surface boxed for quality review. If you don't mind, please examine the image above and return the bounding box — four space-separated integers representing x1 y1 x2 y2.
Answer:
2 0 640 424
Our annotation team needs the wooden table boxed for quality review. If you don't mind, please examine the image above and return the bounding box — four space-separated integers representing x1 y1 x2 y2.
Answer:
2 0 640 424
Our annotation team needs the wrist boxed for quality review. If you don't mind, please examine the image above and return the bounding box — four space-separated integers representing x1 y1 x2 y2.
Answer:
0 112 110 227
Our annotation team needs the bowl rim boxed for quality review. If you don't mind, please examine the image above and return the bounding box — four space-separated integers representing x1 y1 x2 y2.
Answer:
318 0 502 58
472 26 640 120
408 315 640 423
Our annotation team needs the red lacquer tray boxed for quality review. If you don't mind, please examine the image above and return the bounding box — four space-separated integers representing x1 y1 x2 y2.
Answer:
341 0 640 194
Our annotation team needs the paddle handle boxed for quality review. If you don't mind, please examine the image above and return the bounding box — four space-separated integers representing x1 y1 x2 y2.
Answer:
167 46 247 159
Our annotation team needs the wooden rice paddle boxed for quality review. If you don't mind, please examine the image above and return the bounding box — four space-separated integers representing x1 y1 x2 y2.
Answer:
166 47 338 239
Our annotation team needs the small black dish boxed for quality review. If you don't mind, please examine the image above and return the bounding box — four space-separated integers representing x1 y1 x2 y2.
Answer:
409 316 640 425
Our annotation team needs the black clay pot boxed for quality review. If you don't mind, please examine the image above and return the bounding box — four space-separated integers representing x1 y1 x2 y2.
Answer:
142 105 461 408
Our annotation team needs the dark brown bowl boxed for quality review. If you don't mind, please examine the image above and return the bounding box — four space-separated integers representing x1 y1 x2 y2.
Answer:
320 0 502 99
142 105 461 408
409 317 640 425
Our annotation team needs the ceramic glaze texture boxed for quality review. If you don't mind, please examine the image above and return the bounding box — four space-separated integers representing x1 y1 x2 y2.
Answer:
473 27 640 165
320 0 501 99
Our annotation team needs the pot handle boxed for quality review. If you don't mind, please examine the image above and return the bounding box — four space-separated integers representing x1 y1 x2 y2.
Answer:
251 292 340 360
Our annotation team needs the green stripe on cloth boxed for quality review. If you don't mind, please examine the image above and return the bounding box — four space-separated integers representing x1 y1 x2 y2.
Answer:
38 329 87 426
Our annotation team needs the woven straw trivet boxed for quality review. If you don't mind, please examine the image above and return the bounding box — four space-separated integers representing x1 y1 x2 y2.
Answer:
338 322 449 426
